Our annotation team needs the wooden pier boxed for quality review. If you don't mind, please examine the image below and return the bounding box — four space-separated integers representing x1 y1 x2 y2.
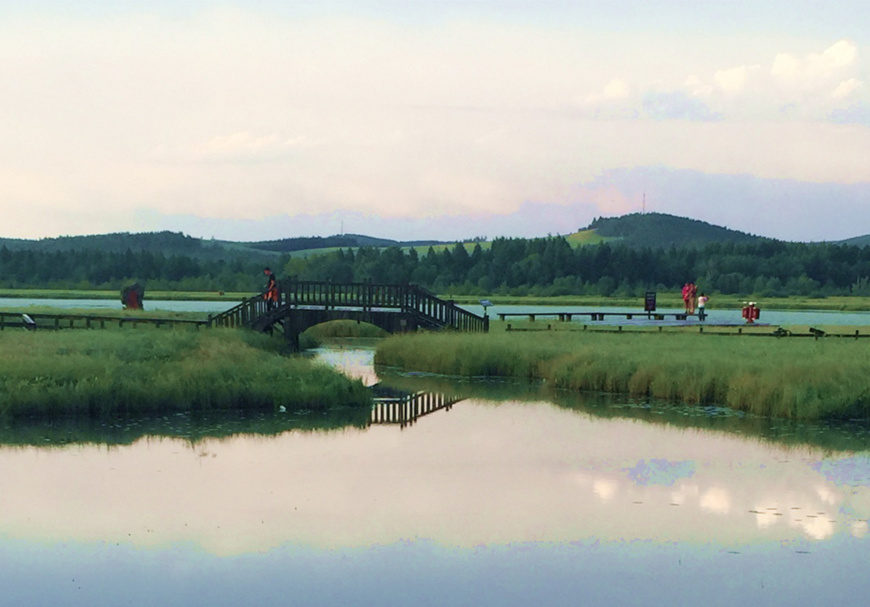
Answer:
497 311 707 322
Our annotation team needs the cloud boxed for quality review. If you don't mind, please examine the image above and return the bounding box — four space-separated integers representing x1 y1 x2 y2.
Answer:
830 78 863 99
713 65 759 95
192 131 309 161
584 78 631 104
642 91 722 121
771 39 858 86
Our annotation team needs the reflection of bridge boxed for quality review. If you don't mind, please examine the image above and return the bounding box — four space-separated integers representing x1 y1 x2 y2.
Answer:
370 385 462 429
209 280 489 349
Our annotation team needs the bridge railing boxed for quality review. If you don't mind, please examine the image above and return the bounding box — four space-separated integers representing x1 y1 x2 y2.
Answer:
282 280 488 332
209 292 277 328
208 281 488 333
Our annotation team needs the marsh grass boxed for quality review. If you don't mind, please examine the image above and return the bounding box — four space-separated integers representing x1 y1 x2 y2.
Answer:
375 331 870 420
0 329 370 419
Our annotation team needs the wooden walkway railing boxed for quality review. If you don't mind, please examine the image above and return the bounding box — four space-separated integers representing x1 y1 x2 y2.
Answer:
370 389 462 429
0 311 208 331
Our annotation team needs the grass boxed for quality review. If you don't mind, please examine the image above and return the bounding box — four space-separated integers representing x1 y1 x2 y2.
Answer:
0 329 371 419
374 330 870 420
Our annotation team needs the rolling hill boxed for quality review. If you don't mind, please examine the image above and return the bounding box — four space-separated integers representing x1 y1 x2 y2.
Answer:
585 213 767 249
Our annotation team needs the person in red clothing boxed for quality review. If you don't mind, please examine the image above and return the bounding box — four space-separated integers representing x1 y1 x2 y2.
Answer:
263 267 279 309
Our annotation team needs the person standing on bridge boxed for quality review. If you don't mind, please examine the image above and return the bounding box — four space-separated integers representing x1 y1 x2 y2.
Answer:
263 267 279 309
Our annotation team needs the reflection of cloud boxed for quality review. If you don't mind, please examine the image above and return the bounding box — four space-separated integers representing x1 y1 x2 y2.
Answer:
593 478 618 501
625 459 696 486
700 487 731 515
800 516 835 540
0 400 867 554
641 91 722 121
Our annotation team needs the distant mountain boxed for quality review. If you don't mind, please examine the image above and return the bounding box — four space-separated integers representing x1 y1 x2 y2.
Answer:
245 233 443 253
836 234 870 247
0 231 287 263
0 231 449 260
586 212 767 249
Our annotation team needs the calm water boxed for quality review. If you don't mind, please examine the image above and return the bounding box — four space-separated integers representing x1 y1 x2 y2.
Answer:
3 297 870 327
0 298 236 313
1 346 869 605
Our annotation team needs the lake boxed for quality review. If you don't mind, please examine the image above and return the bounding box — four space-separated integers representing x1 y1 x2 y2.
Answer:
1 345 869 605
3 297 870 327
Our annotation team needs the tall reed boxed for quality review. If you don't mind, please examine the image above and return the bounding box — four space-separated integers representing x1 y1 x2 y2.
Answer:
374 331 870 420
0 329 370 418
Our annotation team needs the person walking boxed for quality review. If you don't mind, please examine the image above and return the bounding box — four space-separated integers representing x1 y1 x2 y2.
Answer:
263 267 279 309
697 292 709 321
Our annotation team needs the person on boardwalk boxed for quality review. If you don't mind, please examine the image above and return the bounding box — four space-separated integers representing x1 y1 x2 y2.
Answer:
681 283 691 314
697 292 709 320
687 282 698 315
263 267 279 309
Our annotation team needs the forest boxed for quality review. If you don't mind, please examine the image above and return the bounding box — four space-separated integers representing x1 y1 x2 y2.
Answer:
4 235 870 298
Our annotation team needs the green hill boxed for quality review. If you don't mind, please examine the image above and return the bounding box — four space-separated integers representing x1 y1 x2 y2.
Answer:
587 212 766 248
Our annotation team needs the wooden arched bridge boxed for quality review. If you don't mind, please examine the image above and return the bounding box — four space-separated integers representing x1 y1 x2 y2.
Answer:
209 280 489 349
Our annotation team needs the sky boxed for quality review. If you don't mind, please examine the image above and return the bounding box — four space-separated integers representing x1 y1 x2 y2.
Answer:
1 0 868 243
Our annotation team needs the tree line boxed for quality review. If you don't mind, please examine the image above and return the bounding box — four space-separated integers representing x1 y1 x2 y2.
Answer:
285 237 870 298
0 246 284 293
4 236 870 298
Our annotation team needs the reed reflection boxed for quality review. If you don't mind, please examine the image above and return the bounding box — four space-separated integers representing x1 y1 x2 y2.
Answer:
1 396 869 556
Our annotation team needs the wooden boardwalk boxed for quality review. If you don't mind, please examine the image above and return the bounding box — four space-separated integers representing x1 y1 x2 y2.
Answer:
498 311 708 322
0 311 208 331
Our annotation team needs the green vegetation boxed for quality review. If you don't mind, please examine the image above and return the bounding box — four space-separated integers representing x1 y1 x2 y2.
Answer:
303 319 388 340
374 331 870 420
281 234 870 300
0 329 371 419
5 212 870 302
588 212 761 249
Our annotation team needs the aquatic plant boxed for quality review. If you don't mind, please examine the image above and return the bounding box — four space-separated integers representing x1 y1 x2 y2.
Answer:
374 331 870 420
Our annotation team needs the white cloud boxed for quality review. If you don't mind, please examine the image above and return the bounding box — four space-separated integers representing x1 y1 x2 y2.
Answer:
772 39 858 86
713 65 759 95
830 78 863 99
771 52 802 81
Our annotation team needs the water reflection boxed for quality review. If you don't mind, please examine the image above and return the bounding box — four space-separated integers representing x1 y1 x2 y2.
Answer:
1 396 869 555
2 346 870 604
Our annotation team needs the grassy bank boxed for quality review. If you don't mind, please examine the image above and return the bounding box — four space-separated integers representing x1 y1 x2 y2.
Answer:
0 329 371 419
374 331 870 420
